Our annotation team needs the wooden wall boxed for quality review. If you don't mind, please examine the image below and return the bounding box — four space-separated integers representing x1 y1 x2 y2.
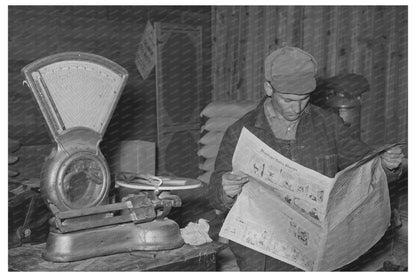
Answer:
8 6 212 177
9 5 408 172
211 6 407 147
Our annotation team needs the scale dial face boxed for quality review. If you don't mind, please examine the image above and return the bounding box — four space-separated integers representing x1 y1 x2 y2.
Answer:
21 53 128 213
55 151 109 210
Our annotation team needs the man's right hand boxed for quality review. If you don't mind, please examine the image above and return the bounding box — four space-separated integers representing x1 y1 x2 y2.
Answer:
222 171 249 198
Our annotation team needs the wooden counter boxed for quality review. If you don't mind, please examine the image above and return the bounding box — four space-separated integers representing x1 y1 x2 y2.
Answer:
9 242 226 271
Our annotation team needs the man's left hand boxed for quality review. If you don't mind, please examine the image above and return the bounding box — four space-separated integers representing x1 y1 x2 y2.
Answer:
381 146 404 171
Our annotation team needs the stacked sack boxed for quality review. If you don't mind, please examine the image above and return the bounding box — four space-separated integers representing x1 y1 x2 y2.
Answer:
197 100 257 185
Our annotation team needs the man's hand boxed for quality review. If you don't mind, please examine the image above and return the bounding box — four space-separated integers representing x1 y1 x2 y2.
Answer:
381 146 404 171
222 171 249 198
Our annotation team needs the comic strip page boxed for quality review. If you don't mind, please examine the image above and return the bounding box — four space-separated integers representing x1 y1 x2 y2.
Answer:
220 127 391 271
219 181 323 271
232 128 334 223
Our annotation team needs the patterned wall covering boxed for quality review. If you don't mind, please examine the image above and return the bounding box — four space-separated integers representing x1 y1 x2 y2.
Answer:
211 6 407 147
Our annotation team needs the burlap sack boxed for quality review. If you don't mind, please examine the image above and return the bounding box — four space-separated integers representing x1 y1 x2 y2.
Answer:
197 144 221 159
200 100 257 118
197 170 214 185
201 117 239 132
199 157 216 172
199 131 225 145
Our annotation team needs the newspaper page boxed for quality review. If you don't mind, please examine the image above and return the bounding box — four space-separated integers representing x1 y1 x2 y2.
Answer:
221 181 324 271
318 158 391 270
230 127 334 224
325 141 402 230
219 127 392 271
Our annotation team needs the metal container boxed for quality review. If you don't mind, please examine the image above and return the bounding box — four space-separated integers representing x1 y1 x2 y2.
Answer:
327 93 362 138
311 74 369 139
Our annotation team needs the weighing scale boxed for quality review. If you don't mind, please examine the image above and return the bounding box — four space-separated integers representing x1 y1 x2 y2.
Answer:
22 52 201 262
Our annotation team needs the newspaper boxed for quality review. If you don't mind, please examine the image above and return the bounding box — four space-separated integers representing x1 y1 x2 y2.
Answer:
219 127 397 271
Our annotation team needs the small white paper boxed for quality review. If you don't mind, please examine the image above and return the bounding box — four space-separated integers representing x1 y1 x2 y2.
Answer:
181 219 213 246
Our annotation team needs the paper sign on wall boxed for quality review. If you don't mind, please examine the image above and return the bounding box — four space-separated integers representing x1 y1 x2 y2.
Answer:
135 20 156 80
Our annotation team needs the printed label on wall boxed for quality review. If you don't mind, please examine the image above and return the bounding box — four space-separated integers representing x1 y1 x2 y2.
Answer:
135 20 156 80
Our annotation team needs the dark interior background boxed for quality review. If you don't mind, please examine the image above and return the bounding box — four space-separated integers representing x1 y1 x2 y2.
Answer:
9 6 212 179
8 6 408 230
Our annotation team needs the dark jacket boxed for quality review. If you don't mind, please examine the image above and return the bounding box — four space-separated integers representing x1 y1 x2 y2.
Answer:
208 97 372 212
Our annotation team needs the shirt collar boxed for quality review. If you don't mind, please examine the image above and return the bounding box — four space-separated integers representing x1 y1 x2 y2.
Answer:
254 96 311 130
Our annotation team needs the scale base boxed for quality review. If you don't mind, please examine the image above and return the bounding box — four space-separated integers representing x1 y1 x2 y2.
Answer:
43 218 184 262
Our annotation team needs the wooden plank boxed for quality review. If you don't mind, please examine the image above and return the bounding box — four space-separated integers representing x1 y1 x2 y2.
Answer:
180 8 212 25
277 6 288 46
222 7 233 100
319 6 330 77
285 6 295 46
357 6 375 143
302 6 327 77
350 7 361 73
221 7 231 100
395 7 408 145
209 5 407 149
211 6 219 101
199 12 213 112
234 6 244 100
229 6 240 100
326 6 340 76
213 7 228 100
238 6 249 100
264 6 278 57
311 7 326 77
245 6 256 100
253 6 265 100
367 6 389 145
148 253 216 271
384 7 400 142
8 242 225 271
301 6 313 52
291 6 303 48
336 6 353 73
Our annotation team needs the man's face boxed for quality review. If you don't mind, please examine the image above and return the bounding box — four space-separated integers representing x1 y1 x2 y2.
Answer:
271 91 310 121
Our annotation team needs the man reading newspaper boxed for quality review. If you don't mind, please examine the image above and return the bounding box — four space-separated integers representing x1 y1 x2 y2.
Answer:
208 46 404 271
